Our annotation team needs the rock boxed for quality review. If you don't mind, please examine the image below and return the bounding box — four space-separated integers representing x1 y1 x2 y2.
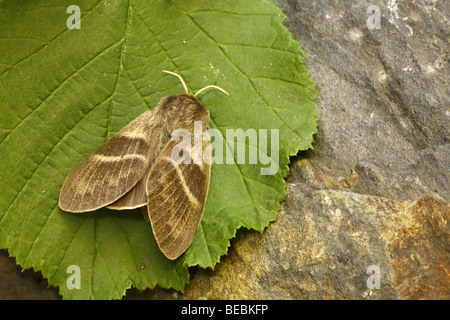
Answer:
177 0 450 299
0 250 60 299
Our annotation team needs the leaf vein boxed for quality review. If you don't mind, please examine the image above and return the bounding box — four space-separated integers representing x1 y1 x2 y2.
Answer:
0 38 123 146
0 0 103 77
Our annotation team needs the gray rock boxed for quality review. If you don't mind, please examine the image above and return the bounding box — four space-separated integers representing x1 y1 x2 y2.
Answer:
177 0 449 300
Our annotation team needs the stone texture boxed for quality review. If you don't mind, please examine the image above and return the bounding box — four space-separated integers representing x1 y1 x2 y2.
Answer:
0 250 60 299
176 0 450 300
1 0 448 299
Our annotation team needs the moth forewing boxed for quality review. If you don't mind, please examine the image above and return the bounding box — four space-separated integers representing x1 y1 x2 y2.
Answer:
58 109 163 213
144 96 212 260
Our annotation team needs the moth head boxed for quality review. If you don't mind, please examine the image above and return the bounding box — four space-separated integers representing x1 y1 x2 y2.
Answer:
162 70 229 97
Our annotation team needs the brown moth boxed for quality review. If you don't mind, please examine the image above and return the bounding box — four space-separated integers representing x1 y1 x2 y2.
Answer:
59 70 228 260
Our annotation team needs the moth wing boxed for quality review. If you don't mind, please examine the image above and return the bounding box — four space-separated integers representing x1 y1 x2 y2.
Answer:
59 110 162 213
106 170 149 210
145 136 211 260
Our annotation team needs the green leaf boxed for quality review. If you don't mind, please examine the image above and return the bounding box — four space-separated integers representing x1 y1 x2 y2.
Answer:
0 0 319 299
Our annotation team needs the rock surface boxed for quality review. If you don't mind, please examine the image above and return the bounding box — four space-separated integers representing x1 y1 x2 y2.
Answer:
1 0 448 299
165 0 450 300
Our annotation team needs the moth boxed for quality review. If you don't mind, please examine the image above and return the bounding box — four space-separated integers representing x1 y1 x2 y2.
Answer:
59 70 228 260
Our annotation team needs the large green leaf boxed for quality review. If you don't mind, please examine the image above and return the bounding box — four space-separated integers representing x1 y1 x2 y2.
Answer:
0 0 319 299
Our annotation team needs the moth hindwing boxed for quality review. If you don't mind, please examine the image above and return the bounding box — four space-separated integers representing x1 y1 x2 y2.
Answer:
59 71 228 260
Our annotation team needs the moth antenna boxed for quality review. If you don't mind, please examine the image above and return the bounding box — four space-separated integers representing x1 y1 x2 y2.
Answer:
162 70 189 94
194 85 229 97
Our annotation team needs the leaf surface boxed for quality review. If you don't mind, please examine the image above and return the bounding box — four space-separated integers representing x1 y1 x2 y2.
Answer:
0 0 319 299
